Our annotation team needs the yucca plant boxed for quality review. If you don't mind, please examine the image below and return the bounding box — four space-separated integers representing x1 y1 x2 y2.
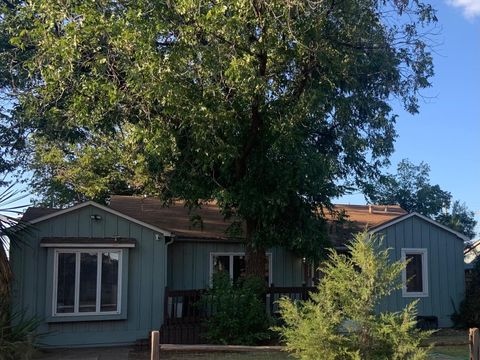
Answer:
0 184 40 360
0 184 29 298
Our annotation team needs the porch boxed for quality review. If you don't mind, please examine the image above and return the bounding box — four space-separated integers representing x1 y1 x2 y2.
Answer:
159 285 316 344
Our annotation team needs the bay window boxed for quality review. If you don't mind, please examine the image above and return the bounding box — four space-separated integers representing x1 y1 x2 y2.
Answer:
53 249 122 316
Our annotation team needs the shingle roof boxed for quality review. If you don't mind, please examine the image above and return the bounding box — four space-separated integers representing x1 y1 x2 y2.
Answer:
21 207 58 222
109 195 238 240
326 204 407 247
21 196 407 244
331 204 407 227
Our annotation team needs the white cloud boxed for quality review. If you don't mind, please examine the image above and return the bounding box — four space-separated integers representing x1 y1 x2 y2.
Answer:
447 0 480 18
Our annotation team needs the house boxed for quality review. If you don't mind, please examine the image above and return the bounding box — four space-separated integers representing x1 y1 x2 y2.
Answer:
10 196 466 347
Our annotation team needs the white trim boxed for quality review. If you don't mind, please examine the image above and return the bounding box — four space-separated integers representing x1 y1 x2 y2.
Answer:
370 212 468 242
28 201 172 237
95 252 102 312
52 248 123 317
401 248 429 298
209 252 273 285
41 243 135 248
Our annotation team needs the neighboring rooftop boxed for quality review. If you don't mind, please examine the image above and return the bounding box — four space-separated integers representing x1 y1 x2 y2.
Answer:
21 196 407 243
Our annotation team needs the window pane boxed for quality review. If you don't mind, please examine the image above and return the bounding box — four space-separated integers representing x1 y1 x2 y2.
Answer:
101 252 119 312
79 252 98 312
233 255 245 283
57 253 76 313
213 255 230 275
406 254 423 292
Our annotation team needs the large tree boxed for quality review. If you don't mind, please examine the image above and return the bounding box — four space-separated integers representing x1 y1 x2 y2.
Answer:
367 159 477 239
436 201 477 240
0 0 437 277
366 159 452 216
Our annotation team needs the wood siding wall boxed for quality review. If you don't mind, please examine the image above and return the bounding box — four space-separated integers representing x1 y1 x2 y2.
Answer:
167 241 305 289
375 216 465 327
10 205 167 347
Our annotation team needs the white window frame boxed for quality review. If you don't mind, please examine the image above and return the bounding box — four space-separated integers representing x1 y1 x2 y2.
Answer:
52 248 123 317
401 248 428 298
209 252 273 285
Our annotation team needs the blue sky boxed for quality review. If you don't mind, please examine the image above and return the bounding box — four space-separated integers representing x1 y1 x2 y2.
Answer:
338 0 480 237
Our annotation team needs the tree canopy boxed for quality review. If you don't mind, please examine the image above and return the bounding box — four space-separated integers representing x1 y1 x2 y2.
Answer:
436 201 477 240
0 0 437 275
367 159 477 239
366 159 451 216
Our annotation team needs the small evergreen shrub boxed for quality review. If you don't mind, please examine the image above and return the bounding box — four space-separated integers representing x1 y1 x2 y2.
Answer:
199 272 272 345
276 231 431 360
452 260 480 328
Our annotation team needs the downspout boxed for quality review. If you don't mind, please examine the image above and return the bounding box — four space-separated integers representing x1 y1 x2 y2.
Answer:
164 235 175 287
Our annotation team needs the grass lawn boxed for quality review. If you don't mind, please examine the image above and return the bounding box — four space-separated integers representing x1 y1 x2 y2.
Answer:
429 345 469 359
156 346 470 360
34 330 472 360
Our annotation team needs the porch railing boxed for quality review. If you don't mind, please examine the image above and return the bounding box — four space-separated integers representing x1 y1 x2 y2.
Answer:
163 284 316 324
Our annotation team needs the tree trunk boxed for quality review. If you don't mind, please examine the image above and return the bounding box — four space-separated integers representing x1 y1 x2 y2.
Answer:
244 218 267 282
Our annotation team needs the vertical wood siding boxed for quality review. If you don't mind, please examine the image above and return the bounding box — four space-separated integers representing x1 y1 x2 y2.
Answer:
10 205 167 347
375 216 465 327
11 207 464 349
167 241 304 290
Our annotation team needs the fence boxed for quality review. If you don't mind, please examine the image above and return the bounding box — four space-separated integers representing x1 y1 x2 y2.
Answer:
153 327 480 359
471 328 480 360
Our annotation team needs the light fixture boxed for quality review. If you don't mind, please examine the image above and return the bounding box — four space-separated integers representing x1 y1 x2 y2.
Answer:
90 214 102 221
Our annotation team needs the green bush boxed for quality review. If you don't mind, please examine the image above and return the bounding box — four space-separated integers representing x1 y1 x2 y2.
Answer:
0 299 40 360
275 231 431 360
199 272 272 345
452 260 480 328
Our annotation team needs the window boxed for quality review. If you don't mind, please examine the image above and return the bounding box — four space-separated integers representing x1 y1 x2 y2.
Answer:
53 249 122 316
210 252 272 285
401 248 428 297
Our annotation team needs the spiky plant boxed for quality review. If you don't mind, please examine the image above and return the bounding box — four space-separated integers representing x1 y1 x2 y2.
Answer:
0 184 29 299
0 185 40 360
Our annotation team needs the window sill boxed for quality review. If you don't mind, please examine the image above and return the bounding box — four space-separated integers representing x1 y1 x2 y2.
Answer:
402 292 429 298
46 313 127 323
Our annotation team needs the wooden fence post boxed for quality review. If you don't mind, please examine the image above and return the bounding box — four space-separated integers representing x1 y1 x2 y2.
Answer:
151 330 160 360
470 328 479 360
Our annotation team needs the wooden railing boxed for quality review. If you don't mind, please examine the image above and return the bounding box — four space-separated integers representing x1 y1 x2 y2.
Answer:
267 284 316 316
160 285 316 344
163 284 316 324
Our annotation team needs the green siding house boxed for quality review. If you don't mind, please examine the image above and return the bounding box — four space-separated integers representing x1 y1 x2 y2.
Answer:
10 196 466 347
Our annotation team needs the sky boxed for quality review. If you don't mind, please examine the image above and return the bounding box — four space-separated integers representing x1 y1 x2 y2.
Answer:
3 1 480 238
337 0 480 237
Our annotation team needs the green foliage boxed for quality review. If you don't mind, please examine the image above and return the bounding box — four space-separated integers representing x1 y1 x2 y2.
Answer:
436 201 477 240
276 231 431 360
452 260 480 328
0 186 39 360
367 159 477 239
0 1 437 263
0 299 40 360
199 272 272 345
366 159 452 217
